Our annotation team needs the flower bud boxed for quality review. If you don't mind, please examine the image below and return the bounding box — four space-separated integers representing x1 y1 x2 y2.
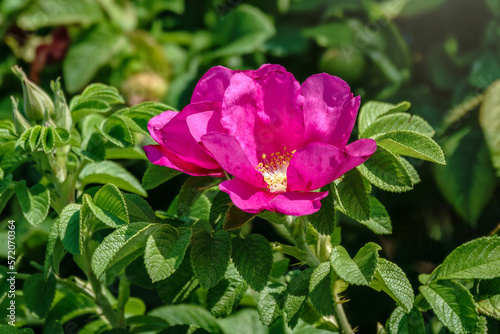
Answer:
51 78 72 131
121 72 169 105
11 65 55 122
11 96 31 134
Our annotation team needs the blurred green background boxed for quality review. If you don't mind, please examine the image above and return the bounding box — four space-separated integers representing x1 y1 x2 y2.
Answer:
1 0 500 331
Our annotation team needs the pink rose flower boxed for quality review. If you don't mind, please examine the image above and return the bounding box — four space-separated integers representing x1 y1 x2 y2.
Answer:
146 64 376 216
144 101 226 177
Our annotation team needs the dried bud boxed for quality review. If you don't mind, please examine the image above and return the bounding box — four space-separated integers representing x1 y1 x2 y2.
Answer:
11 96 31 134
12 65 54 122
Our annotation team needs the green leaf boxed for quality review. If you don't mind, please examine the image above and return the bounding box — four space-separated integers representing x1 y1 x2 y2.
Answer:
18 128 31 151
70 83 124 121
79 133 105 163
64 24 126 93
333 168 370 222
156 254 199 305
41 127 55 153
177 176 215 217
43 321 64 334
92 184 129 226
149 304 223 334
231 234 273 291
17 0 103 29
435 236 500 280
79 161 147 197
24 273 56 318
434 127 496 225
358 197 392 235
358 101 411 135
191 229 231 289
124 194 156 223
79 320 110 334
91 223 158 278
75 83 125 105
257 283 286 326
302 23 355 48
476 279 500 320
0 142 26 173
218 308 269 334
15 182 50 225
99 115 133 148
209 191 231 227
0 174 12 196
29 125 42 151
270 257 290 279
125 315 168 333
224 205 256 230
284 268 314 329
370 258 414 313
145 225 191 282
207 264 248 318
373 131 445 164
479 80 500 176
308 189 336 235
142 164 181 190
120 103 171 136
387 306 425 334
58 204 82 255
309 262 335 316
420 281 478 334
357 145 414 192
210 5 275 58
187 192 211 221
329 243 380 286
45 290 97 326
400 157 421 185
44 221 66 277
361 112 435 139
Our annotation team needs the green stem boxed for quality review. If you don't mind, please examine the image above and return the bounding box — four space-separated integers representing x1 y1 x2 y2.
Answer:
283 216 353 334
334 294 354 334
84 238 119 328
283 216 320 266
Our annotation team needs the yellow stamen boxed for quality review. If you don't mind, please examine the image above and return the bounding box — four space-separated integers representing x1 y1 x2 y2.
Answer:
255 147 296 193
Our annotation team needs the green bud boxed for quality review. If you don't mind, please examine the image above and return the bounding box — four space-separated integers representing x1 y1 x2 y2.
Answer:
11 96 31 134
11 65 55 122
51 78 72 131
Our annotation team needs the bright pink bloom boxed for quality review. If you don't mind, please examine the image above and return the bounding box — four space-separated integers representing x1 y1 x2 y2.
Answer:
146 64 376 216
144 101 226 177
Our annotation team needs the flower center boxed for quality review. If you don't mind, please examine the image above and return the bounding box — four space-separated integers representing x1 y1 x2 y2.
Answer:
256 148 295 193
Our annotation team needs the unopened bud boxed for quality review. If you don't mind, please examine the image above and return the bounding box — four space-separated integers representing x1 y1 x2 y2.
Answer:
51 78 72 131
121 72 169 105
12 65 54 122
11 96 31 134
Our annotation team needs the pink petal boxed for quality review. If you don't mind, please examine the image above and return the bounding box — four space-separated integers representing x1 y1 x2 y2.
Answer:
220 73 260 161
148 110 178 144
161 102 221 170
201 133 266 188
219 178 272 214
191 66 235 103
287 139 377 192
186 110 225 143
301 73 360 148
269 191 329 216
246 64 287 78
219 178 328 216
144 145 224 177
220 71 304 161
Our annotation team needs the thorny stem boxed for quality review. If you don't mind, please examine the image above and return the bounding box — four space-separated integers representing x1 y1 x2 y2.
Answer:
283 216 354 334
